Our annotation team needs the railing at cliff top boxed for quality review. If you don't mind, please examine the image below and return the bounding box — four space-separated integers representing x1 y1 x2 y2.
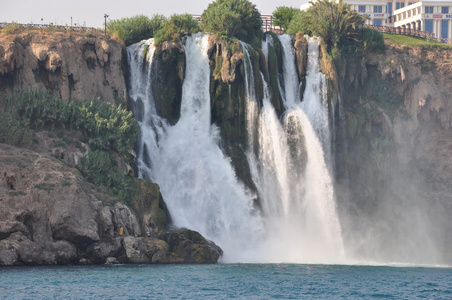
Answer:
366 25 451 44
0 22 101 33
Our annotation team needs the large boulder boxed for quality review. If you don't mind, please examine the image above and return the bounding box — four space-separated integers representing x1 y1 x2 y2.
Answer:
168 229 223 264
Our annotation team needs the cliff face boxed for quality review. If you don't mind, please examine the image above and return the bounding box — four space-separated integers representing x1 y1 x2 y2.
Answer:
0 31 126 103
0 31 222 266
334 43 452 262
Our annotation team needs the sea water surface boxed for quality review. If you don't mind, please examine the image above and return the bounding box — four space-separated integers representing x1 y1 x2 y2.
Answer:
1 264 451 299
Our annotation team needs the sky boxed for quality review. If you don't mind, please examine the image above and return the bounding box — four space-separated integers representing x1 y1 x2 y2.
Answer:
0 0 307 29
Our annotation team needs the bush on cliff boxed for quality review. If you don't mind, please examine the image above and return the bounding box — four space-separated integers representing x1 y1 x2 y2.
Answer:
154 14 200 46
1 89 139 200
200 0 262 45
4 89 137 155
107 14 166 46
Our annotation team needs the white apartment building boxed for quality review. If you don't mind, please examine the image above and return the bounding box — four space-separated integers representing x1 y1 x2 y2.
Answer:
301 0 452 43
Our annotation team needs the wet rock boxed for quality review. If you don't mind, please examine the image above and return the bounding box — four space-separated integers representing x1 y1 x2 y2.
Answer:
168 229 223 263
123 236 151 263
151 251 184 264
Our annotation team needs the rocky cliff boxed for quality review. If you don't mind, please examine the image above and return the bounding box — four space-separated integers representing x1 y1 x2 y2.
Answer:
0 30 126 103
331 42 452 262
0 140 222 266
0 30 222 266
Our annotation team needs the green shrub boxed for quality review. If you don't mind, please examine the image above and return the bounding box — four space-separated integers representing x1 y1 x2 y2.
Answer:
272 6 300 32
0 114 34 146
154 14 200 46
287 10 312 35
200 0 262 45
358 27 385 54
107 14 166 46
78 149 136 201
5 89 138 156
2 22 24 35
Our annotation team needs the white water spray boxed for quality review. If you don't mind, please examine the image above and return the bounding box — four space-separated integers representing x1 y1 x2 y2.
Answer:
129 33 344 264
241 36 344 263
129 34 264 262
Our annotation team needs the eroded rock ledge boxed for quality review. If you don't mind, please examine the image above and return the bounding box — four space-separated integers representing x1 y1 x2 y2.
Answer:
0 143 222 266
0 31 126 103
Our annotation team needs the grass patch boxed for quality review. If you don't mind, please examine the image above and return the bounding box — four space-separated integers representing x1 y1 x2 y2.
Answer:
34 183 55 191
8 191 27 196
61 179 72 187
383 33 452 48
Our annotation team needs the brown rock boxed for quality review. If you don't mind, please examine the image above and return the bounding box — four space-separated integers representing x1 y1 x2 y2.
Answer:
0 31 126 104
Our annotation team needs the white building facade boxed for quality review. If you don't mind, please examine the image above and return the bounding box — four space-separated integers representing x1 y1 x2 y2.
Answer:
301 0 452 43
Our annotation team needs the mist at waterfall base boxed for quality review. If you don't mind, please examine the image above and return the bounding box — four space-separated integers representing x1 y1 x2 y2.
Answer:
128 34 450 266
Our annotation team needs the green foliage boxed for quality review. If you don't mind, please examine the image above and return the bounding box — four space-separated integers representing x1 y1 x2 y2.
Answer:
306 0 366 51
200 0 262 44
107 15 166 46
78 150 137 201
0 114 34 146
2 22 24 34
1 88 139 203
75 99 138 155
34 183 55 191
4 89 138 156
358 27 385 54
272 6 300 32
287 10 312 35
154 14 200 46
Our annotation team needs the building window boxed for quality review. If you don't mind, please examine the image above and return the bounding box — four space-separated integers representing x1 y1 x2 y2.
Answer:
425 20 433 33
388 2 393 13
425 7 433 14
374 19 382 26
408 2 414 5
359 5 366 12
374 6 383 13
442 7 449 14
441 20 448 39
396 2 405 9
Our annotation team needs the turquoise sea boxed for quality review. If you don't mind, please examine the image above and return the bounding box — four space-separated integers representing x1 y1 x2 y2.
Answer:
1 264 451 299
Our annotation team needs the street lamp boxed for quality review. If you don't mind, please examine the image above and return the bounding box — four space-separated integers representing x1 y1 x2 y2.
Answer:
104 14 109 35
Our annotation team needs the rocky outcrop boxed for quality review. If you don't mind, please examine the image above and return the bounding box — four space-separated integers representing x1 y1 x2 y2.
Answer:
0 31 126 103
151 41 185 125
167 229 223 264
294 33 308 79
0 143 222 265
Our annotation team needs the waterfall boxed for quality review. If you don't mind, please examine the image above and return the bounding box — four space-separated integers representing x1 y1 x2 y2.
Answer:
241 35 344 263
129 33 264 263
129 33 344 264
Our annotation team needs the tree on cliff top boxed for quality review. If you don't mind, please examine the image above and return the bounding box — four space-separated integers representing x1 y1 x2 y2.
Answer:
272 6 300 32
154 14 200 46
306 0 366 51
200 0 262 44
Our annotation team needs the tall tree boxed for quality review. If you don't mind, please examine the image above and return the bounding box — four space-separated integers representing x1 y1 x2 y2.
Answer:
306 0 366 49
272 6 300 32
200 0 262 44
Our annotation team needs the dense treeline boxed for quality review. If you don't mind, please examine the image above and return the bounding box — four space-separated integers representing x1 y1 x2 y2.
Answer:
106 0 384 58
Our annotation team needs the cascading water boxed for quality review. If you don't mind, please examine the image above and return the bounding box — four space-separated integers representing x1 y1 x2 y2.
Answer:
129 33 263 262
129 33 345 264
240 35 345 263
